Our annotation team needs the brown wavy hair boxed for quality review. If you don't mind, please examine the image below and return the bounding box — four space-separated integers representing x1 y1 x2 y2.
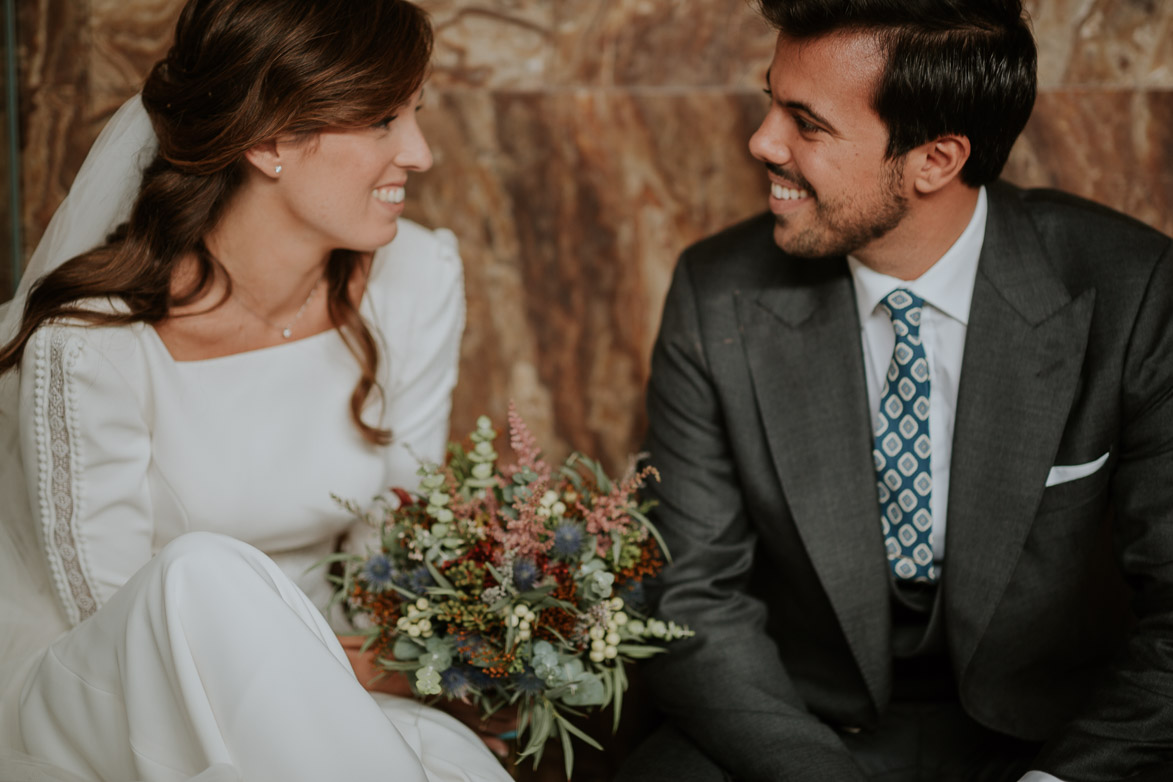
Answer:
0 0 435 444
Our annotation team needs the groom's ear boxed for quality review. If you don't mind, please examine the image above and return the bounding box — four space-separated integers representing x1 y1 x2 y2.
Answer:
243 140 281 180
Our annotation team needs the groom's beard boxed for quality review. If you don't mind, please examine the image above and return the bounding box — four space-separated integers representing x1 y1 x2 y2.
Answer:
766 160 909 259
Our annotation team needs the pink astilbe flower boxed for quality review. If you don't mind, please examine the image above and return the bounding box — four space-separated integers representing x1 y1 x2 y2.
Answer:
507 403 551 481
502 479 555 559
581 464 658 556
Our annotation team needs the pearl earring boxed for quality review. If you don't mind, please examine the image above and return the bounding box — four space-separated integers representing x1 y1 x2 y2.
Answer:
275 165 282 174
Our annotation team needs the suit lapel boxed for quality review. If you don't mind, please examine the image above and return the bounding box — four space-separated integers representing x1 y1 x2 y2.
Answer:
945 187 1095 674
736 259 892 710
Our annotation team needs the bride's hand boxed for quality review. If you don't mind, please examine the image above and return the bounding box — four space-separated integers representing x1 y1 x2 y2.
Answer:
337 634 517 759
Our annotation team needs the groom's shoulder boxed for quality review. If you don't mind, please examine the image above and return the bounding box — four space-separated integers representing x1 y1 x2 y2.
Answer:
675 212 786 290
991 181 1170 256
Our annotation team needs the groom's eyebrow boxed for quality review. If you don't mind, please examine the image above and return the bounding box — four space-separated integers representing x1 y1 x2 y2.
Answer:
763 66 839 136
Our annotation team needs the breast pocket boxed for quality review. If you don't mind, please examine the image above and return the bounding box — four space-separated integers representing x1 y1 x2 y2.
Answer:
1038 453 1112 514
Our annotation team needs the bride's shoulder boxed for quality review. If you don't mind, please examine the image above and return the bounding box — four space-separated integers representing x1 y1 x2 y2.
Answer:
366 219 462 302
23 299 153 381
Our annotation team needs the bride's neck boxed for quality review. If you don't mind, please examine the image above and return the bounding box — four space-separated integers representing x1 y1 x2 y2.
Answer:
200 188 330 315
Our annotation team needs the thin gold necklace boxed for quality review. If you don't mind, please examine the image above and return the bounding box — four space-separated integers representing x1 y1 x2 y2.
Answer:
233 275 323 339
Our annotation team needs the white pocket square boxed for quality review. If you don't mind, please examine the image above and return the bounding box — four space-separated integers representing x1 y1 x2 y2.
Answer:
1045 451 1109 487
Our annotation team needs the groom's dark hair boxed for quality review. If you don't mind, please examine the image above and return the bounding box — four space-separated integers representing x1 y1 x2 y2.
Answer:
756 0 1037 186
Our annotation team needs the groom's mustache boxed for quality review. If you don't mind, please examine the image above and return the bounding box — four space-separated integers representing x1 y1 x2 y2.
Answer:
765 162 816 198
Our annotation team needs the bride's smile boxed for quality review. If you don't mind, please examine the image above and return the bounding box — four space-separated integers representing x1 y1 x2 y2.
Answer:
258 87 432 257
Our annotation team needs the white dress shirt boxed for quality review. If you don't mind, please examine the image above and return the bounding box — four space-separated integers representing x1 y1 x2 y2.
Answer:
848 186 986 562
847 188 1065 782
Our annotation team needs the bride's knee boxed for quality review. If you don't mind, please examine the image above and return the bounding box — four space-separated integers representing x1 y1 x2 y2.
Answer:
156 531 257 564
151 532 272 589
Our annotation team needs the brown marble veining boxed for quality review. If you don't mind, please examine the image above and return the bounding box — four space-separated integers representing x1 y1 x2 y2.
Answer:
90 0 181 114
548 0 775 87
409 90 766 468
417 0 777 90
422 1 554 89
1006 90 1173 237
1054 0 1173 88
0 16 10 299
12 0 1173 468
17 0 93 253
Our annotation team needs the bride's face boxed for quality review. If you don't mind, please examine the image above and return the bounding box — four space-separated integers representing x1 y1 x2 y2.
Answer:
272 89 432 253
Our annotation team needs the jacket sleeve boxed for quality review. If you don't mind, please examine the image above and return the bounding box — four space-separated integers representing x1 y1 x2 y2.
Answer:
19 325 155 625
641 254 867 781
1033 242 1173 778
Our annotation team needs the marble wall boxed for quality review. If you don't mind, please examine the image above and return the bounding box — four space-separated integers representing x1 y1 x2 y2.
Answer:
14 0 1173 472
9 0 1173 778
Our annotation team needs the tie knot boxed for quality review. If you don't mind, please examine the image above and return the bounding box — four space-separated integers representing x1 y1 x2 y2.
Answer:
880 288 924 338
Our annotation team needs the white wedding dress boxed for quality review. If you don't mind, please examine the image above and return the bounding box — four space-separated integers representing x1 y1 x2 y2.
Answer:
0 99 513 780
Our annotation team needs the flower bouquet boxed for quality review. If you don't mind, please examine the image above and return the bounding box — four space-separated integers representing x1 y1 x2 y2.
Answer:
329 407 691 776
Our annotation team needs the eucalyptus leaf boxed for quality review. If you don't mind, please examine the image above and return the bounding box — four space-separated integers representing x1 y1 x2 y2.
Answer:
518 585 556 601
307 551 360 573
424 559 455 591
357 627 380 652
384 582 421 601
616 643 667 659
559 464 585 492
519 700 552 761
393 636 424 660
552 709 604 750
422 590 462 601
375 659 421 672
612 665 626 732
629 507 672 563
558 720 575 781
485 562 507 587
561 672 606 706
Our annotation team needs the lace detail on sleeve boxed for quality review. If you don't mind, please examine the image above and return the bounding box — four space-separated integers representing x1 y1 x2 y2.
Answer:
32 329 98 624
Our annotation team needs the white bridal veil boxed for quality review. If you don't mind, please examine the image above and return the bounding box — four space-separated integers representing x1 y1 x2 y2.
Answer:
0 97 237 782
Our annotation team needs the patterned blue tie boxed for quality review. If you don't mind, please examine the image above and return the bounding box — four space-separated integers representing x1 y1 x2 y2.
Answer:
872 289 936 583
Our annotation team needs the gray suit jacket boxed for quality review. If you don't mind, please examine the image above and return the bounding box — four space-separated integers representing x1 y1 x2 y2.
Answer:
642 182 1173 781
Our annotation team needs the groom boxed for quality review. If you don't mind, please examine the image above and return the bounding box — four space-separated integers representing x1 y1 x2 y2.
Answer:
621 1 1173 780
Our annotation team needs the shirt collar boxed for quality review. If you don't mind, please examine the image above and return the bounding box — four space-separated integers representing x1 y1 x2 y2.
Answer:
847 185 987 327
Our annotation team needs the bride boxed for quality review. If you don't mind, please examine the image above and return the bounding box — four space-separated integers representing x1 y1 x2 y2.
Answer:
0 0 513 780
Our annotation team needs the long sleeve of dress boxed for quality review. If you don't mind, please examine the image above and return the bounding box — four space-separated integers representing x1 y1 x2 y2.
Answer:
340 224 466 563
380 226 465 480
19 322 155 625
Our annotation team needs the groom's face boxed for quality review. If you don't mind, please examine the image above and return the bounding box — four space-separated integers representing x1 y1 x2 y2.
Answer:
749 31 911 259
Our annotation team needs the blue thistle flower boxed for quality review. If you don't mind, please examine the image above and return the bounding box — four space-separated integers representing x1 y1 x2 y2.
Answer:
468 668 502 694
362 554 396 588
400 565 435 594
615 579 647 611
513 669 545 696
512 558 540 591
552 522 584 559
440 667 474 699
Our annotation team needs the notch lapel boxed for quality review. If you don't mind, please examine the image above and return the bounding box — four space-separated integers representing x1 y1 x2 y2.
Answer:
945 188 1095 675
736 259 892 709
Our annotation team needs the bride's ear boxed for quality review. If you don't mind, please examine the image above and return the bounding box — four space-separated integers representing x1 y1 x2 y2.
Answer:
243 141 282 180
